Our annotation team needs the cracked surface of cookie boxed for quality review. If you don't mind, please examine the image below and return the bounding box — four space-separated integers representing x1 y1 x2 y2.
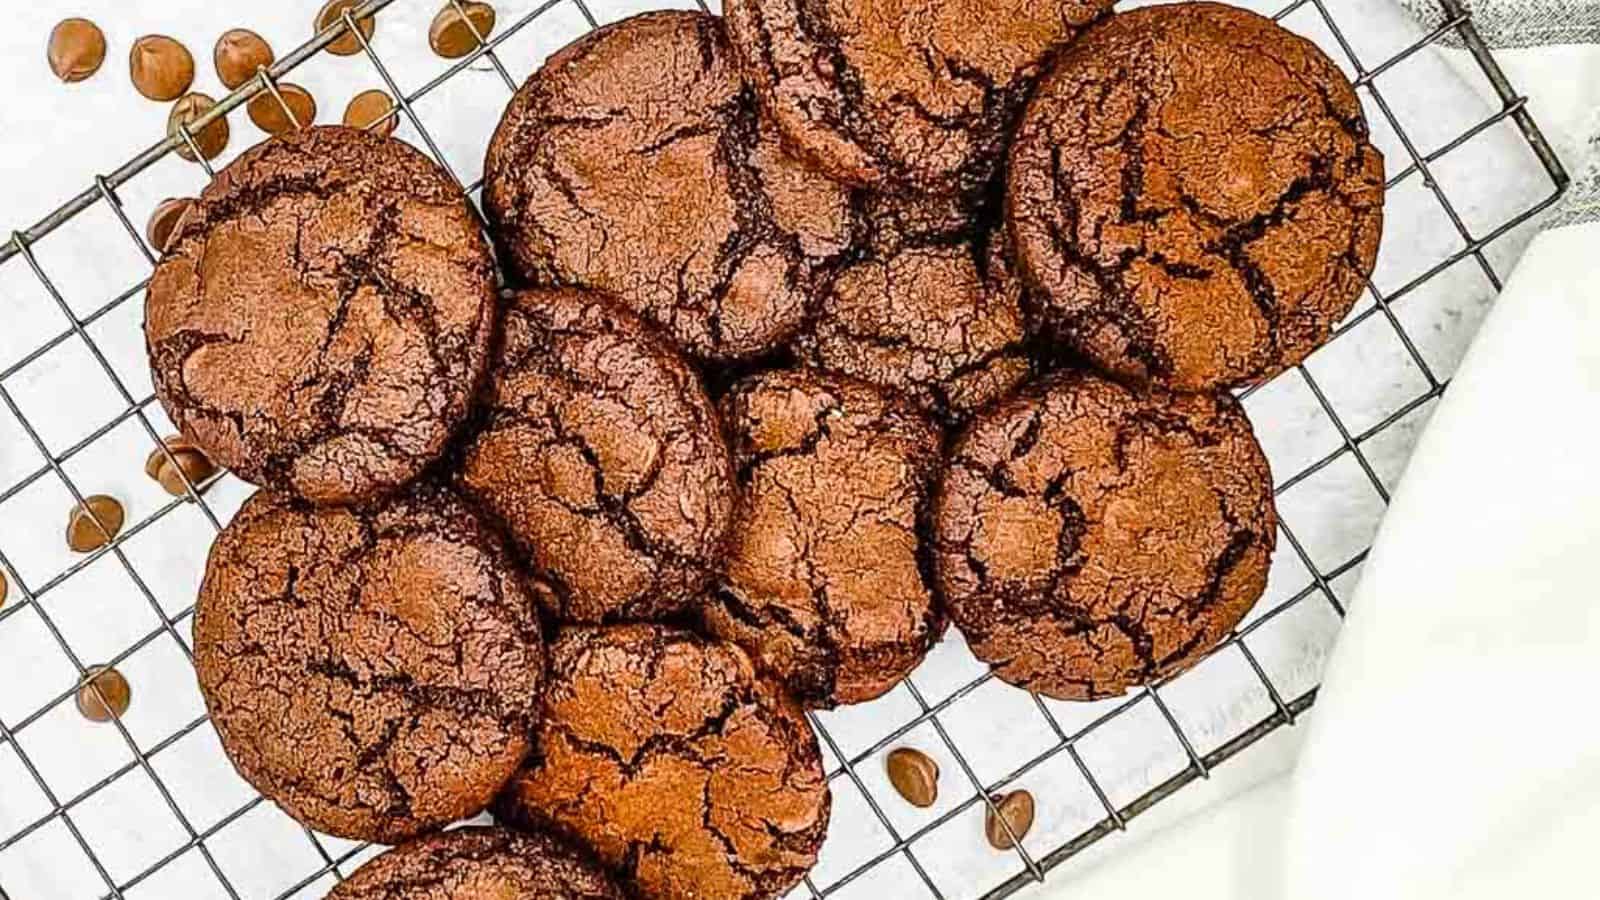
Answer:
458 288 735 624
723 0 1112 195
494 625 829 900
484 10 855 362
146 125 496 506
796 195 1033 425
329 826 625 899
933 371 1276 700
706 370 944 707
194 484 544 843
1006 3 1385 392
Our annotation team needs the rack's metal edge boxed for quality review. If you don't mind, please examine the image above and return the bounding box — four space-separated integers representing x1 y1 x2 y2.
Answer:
1437 0 1570 190
982 690 1319 899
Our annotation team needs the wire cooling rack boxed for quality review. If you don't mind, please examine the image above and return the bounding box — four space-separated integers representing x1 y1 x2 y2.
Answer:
0 0 1570 897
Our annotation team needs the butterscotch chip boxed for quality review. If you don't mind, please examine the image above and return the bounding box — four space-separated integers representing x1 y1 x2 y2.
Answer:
156 455 213 496
146 198 195 254
933 371 1277 699
214 29 275 90
429 2 497 58
76 666 131 722
343 89 397 136
145 436 218 496
129 35 195 101
495 625 829 900
1006 3 1385 391
167 93 229 162
886 748 939 808
704 370 945 708
194 485 546 842
247 83 317 135
48 18 107 83
144 435 197 479
986 791 1035 849
0 569 9 609
66 495 124 553
317 0 377 56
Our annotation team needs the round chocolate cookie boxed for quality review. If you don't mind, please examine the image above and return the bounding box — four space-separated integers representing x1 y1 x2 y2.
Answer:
458 288 735 624
723 0 1112 195
146 126 496 505
494 625 829 900
933 372 1276 700
1007 3 1385 392
194 484 545 843
329 827 625 900
796 196 1033 424
484 11 856 362
705 370 944 707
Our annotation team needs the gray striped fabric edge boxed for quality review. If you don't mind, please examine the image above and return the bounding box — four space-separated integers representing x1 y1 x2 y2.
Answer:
1398 0 1600 225
1399 0 1600 46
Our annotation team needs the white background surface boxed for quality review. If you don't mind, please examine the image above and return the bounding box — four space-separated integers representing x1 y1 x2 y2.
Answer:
0 1 1568 898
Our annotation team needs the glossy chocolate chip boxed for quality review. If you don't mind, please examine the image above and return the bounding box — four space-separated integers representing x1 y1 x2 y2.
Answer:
168 93 229 162
66 495 125 553
985 790 1035 849
48 18 107 83
429 2 497 58
146 198 195 254
214 29 275 90
886 747 939 808
76 666 132 722
130 34 195 101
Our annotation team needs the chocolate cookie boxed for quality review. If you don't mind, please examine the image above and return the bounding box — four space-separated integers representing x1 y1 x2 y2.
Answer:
146 126 496 506
494 625 829 900
933 372 1276 700
458 288 735 624
856 189 980 256
1006 3 1385 392
705 370 944 707
329 827 625 900
194 484 544 842
484 11 856 362
796 195 1033 424
724 0 1112 195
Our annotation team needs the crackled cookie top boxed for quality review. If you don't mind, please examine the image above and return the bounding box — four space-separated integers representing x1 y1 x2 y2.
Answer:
458 288 735 624
724 0 1112 195
329 827 625 900
796 195 1033 424
484 11 855 362
705 370 944 707
146 126 495 506
494 625 829 900
1007 3 1385 392
194 484 544 843
933 372 1276 700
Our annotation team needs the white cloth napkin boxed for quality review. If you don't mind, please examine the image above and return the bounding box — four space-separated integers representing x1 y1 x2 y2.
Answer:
1033 40 1600 898
1285 218 1600 897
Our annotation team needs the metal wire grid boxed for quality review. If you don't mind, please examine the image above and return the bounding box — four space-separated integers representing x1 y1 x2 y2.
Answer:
0 0 1569 897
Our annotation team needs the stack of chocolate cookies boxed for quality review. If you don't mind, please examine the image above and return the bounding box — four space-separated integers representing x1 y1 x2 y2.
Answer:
144 1 1381 895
